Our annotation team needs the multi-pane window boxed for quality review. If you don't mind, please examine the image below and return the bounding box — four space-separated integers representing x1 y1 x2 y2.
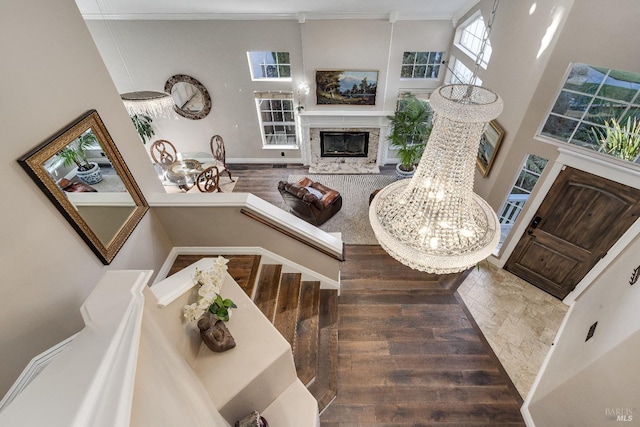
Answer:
255 93 296 147
247 51 291 80
401 51 444 79
496 154 549 251
459 15 492 67
540 63 640 163
450 58 482 86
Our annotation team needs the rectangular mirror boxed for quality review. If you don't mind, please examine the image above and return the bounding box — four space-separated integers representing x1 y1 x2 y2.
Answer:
18 110 149 264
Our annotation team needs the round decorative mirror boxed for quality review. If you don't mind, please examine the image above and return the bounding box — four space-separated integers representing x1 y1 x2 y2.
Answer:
164 74 212 120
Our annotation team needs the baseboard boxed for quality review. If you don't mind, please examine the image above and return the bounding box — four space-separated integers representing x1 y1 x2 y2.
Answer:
226 157 303 164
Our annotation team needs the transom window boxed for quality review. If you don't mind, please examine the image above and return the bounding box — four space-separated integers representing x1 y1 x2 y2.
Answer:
449 57 482 86
247 51 291 80
540 63 640 163
401 51 444 79
255 92 297 147
458 14 492 68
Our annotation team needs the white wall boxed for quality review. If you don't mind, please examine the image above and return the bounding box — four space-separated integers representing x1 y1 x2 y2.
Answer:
87 19 306 161
488 0 640 256
450 0 575 210
527 233 640 425
0 0 172 395
85 18 454 163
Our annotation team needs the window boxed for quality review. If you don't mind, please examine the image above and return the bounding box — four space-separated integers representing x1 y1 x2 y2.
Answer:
255 92 297 147
401 51 444 79
496 154 549 251
449 57 482 86
396 90 432 111
458 14 492 67
540 63 640 163
247 51 291 80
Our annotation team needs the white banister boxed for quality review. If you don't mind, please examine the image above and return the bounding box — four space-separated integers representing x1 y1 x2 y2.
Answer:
0 270 152 427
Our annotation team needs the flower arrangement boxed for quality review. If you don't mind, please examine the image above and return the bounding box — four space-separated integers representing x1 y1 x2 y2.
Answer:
183 256 237 322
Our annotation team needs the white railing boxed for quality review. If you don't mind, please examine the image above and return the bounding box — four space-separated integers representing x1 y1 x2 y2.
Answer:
498 193 529 226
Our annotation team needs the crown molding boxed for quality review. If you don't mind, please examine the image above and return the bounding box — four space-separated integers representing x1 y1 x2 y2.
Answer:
82 11 454 21
452 0 481 26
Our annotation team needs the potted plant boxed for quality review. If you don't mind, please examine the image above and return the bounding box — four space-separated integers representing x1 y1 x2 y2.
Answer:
591 117 640 161
387 94 433 178
130 114 155 144
184 257 238 352
56 130 103 184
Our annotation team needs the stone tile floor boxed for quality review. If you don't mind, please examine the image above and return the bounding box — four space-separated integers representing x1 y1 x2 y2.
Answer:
457 262 568 399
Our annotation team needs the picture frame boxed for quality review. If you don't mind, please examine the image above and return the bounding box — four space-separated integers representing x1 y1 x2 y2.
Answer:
315 70 378 105
476 120 505 177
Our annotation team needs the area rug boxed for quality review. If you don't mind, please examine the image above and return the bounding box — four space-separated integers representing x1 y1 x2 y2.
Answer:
91 175 127 192
286 174 398 244
165 177 238 194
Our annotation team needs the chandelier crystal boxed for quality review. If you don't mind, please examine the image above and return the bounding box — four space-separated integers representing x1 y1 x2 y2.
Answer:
120 90 176 118
369 84 503 274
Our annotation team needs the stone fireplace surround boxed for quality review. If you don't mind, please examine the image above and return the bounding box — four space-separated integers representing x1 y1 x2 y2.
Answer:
298 111 391 173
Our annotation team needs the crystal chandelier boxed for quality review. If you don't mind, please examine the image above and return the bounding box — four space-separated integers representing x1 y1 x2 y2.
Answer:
97 0 175 119
370 1 502 274
121 91 175 118
370 85 502 273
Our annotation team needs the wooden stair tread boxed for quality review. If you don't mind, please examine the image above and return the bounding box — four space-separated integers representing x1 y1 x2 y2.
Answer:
254 264 282 322
226 254 262 296
294 281 320 385
273 273 302 345
168 254 261 293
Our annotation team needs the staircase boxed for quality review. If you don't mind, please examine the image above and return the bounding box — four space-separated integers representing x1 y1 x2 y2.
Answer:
169 254 339 413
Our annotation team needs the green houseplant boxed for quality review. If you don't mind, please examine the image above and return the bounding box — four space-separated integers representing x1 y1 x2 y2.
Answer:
56 130 103 184
387 94 433 178
591 117 640 161
130 114 155 144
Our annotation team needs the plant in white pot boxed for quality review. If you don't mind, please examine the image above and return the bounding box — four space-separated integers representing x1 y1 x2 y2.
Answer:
387 94 433 178
56 130 103 184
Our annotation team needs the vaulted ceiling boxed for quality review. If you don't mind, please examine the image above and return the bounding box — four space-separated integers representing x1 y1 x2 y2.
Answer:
76 0 479 23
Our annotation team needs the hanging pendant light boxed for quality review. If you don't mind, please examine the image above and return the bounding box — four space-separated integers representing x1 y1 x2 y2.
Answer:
369 1 501 274
120 90 176 118
370 85 502 273
97 0 175 119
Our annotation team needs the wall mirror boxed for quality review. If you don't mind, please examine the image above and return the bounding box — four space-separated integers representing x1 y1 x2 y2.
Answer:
18 110 149 264
164 74 212 120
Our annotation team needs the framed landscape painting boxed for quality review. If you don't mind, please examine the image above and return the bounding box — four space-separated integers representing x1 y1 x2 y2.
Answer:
477 120 505 177
316 70 378 105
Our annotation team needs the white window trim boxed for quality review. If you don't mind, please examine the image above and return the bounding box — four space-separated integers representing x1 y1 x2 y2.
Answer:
454 11 490 70
399 51 445 80
247 51 293 82
254 93 298 149
535 62 640 170
447 56 482 86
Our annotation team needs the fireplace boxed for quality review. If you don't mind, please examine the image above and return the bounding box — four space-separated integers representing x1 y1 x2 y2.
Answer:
320 131 369 158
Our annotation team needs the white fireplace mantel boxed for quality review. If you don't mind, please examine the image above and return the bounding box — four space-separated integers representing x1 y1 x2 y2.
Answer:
298 110 394 171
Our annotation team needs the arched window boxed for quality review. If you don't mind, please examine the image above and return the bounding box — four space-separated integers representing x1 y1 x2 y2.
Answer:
458 14 492 68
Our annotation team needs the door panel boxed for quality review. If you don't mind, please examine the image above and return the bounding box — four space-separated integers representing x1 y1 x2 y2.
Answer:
505 167 640 299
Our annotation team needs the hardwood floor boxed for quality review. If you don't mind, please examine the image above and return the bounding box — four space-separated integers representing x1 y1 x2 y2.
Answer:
323 246 524 426
228 164 525 425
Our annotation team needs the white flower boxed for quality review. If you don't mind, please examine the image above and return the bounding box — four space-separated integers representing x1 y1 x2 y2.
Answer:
183 256 230 322
213 256 229 269
183 303 202 322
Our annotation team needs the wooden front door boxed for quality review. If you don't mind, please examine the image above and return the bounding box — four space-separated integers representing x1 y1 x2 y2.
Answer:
505 166 640 299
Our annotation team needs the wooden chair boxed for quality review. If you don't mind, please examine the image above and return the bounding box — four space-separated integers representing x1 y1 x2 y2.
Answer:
209 135 234 183
193 166 221 193
150 139 178 167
